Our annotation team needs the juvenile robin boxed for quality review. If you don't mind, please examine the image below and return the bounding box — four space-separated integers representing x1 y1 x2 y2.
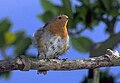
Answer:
33 14 69 59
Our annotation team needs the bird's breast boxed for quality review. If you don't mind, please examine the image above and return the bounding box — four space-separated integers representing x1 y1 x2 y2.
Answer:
48 24 68 39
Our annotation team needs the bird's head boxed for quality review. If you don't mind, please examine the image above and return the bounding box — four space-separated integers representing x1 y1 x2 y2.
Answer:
47 14 69 38
51 14 69 27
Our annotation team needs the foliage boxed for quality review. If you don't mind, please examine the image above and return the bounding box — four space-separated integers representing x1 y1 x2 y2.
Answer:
81 70 115 83
0 18 32 78
0 0 120 81
39 0 120 82
0 71 11 79
71 36 93 53
39 0 120 54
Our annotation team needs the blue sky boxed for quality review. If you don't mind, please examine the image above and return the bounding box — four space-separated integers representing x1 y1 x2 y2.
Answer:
0 0 120 83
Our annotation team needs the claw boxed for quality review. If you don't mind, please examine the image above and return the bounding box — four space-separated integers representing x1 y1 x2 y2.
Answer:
62 58 68 61
37 70 47 75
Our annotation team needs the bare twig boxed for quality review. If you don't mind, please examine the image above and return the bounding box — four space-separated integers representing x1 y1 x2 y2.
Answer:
0 49 120 72
90 32 120 57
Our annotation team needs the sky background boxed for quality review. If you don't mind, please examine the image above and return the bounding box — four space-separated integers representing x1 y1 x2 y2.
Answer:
0 0 120 83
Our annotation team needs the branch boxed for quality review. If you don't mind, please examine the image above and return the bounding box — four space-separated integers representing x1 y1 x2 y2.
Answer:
0 49 120 72
90 32 120 56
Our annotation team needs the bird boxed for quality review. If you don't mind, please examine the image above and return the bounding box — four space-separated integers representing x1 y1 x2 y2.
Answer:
33 14 69 59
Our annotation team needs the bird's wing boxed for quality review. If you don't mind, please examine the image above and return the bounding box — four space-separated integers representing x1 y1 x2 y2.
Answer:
32 28 44 47
32 17 55 47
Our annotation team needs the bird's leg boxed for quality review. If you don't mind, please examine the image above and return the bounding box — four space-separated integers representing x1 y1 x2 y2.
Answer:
37 49 46 59
62 58 68 61
53 56 59 59
37 49 48 75
37 51 40 59
42 48 50 61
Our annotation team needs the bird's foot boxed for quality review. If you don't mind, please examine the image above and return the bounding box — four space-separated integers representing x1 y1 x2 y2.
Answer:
62 58 68 61
37 70 47 75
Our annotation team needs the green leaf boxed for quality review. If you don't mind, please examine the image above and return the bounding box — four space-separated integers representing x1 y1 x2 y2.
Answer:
38 11 54 22
0 35 5 48
0 18 11 34
99 0 110 11
71 36 93 53
61 0 72 16
13 31 25 45
54 6 65 14
82 0 89 6
15 37 32 55
5 32 16 45
76 6 87 21
110 8 119 17
0 18 12 48
70 5 88 29
11 31 32 56
0 71 11 79
70 13 80 29
40 0 58 15
91 20 99 26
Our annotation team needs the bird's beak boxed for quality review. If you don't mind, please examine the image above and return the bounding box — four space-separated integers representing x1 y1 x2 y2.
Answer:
66 17 69 20
67 17 72 20
66 18 69 20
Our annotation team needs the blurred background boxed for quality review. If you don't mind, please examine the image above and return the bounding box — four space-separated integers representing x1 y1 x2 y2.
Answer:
0 0 120 83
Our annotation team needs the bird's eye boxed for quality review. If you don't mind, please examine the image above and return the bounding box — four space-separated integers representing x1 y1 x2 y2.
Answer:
58 17 61 19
